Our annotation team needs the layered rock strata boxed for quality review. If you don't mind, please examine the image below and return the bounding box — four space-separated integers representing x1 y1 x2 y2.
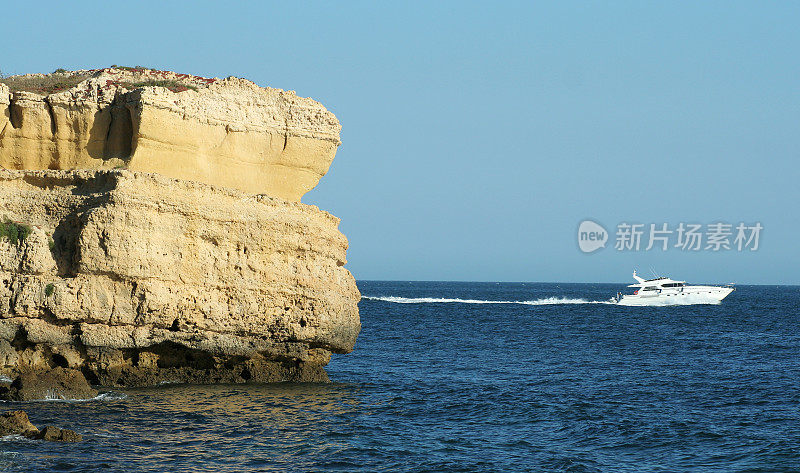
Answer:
0 68 341 201
0 169 360 387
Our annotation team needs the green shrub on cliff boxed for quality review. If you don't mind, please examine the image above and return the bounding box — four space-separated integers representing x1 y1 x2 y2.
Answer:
119 79 197 93
116 65 150 72
0 218 31 245
45 284 55 297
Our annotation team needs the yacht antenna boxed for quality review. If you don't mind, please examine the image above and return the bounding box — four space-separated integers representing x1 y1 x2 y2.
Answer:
649 266 659 278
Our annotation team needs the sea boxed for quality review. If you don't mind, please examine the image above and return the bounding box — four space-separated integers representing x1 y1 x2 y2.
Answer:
2 281 799 472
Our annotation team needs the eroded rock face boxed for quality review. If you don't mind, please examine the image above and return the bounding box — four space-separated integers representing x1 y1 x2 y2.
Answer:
0 169 360 387
0 68 341 201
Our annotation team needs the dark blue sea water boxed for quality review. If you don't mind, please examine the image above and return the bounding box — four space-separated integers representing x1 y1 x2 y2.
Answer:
3 282 800 472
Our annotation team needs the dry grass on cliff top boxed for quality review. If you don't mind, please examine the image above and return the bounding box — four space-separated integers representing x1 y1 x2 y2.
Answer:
108 65 201 92
0 72 92 95
0 67 198 94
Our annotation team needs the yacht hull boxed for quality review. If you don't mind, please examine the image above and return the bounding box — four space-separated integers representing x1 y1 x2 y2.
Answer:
617 286 734 306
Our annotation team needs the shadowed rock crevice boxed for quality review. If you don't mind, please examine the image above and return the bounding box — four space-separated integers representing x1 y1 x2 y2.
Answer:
44 98 57 136
51 353 68 368
8 100 22 129
51 214 81 277
102 100 133 162
10 327 35 351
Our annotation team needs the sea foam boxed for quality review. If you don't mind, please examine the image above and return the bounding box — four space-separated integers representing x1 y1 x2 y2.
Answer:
362 296 614 305
23 391 128 403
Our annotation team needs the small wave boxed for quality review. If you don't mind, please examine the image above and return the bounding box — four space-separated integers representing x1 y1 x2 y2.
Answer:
0 434 32 443
522 297 613 305
362 296 613 305
26 391 127 403
94 391 128 401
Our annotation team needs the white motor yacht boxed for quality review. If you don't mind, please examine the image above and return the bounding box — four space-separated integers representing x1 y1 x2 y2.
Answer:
613 270 734 306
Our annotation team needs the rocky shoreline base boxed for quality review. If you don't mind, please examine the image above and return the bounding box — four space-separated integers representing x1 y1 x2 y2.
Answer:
0 410 81 442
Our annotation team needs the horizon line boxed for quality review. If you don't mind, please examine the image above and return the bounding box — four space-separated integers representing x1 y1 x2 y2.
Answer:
354 279 799 286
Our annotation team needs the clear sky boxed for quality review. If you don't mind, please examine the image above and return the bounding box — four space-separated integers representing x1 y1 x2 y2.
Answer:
3 1 798 284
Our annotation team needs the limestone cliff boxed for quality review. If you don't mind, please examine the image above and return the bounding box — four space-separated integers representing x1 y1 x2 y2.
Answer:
0 169 360 387
0 68 341 201
0 68 359 392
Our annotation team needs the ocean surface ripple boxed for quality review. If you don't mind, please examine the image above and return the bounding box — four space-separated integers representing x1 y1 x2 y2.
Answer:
2 282 799 472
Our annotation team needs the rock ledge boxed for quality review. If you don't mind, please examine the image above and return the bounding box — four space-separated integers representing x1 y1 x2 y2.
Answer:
0 67 341 201
0 169 360 388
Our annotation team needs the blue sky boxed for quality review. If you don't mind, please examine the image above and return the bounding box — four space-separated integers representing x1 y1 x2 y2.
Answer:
3 1 798 284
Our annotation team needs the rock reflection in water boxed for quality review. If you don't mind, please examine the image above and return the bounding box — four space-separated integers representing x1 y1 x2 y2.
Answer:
1 382 363 472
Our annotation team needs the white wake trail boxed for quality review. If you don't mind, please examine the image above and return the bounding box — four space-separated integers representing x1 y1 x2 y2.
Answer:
362 296 614 305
